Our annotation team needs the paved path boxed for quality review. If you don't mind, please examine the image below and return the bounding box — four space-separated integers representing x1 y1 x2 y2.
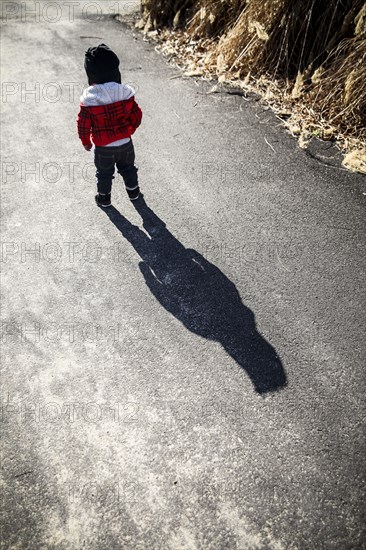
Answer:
1 2 365 548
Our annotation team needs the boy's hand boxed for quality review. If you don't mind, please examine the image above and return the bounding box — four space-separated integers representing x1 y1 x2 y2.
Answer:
84 144 92 151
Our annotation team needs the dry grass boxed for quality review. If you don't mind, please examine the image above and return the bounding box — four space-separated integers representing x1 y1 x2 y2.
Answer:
140 0 366 172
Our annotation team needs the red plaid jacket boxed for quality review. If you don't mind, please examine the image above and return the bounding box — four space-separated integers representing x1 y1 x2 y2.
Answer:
77 83 142 147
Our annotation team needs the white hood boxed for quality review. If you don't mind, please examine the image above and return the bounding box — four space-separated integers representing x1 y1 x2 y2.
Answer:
80 82 135 106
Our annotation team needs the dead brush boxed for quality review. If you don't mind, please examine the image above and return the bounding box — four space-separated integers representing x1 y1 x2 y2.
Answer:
309 35 366 141
140 0 366 171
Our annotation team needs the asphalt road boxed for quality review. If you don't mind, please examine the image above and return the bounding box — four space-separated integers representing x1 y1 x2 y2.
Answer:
1 2 365 549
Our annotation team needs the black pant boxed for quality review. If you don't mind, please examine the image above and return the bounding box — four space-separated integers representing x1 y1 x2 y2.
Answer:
94 140 138 195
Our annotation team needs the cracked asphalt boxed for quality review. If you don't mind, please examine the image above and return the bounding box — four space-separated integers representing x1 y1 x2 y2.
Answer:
1 2 365 549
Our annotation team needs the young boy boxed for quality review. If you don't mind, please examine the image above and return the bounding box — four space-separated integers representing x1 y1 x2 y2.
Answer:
77 43 143 207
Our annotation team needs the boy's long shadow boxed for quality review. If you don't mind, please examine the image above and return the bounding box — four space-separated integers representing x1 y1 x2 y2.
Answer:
104 198 287 394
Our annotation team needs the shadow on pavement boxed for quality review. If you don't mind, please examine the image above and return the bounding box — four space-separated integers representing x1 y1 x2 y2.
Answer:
103 197 287 394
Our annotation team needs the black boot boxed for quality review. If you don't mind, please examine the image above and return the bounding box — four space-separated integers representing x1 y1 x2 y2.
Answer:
95 193 112 207
126 186 140 201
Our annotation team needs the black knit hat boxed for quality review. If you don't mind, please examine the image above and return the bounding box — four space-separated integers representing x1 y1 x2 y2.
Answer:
84 43 121 85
